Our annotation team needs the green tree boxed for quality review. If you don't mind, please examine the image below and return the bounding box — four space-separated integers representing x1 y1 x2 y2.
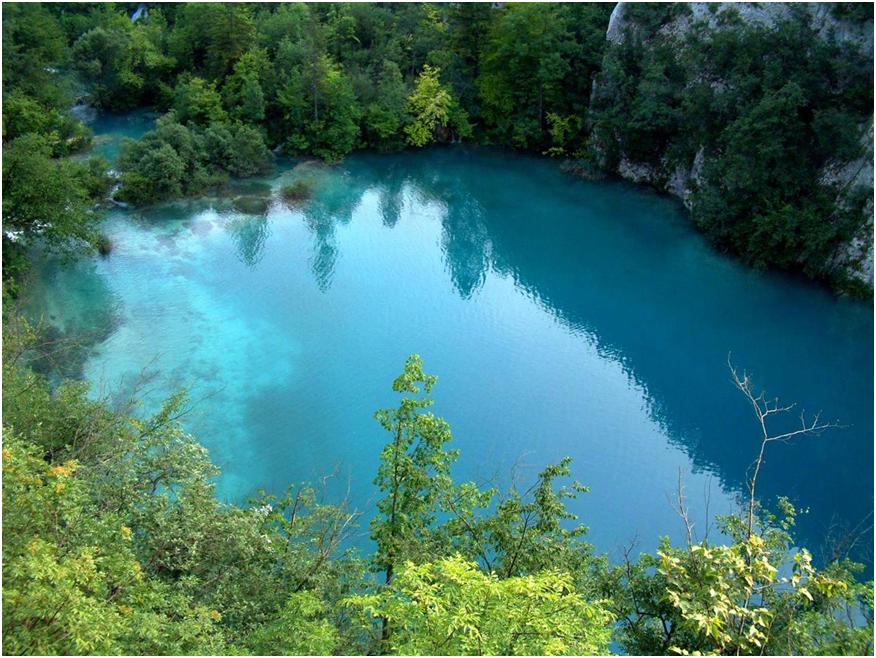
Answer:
173 76 228 126
2 435 228 655
477 4 609 150
2 3 70 107
405 64 470 147
72 10 172 111
371 354 459 586
363 60 409 151
277 54 361 162
2 134 97 251
222 48 271 124
347 555 613 655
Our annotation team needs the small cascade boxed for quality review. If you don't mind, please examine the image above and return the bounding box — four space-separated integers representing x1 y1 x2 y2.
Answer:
131 4 148 22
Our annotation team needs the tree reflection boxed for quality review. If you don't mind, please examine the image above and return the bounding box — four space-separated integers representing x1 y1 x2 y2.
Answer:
301 171 365 291
228 213 270 267
294 148 873 569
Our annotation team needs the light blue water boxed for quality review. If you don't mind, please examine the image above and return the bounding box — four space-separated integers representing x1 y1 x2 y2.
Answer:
73 106 157 165
22 143 874 569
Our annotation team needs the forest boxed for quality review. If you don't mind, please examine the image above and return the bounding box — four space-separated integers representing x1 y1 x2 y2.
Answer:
2 2 874 656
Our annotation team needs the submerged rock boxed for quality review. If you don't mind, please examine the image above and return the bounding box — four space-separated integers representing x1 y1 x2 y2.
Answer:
280 180 313 206
96 234 113 257
232 195 271 215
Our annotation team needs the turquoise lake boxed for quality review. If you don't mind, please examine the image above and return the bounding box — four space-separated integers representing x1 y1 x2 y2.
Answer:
22 115 874 569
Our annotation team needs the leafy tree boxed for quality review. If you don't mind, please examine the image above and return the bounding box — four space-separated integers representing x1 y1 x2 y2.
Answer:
446 457 597 579
589 10 873 282
118 115 272 204
370 354 459 586
72 9 172 111
2 3 70 107
405 64 470 147
227 123 273 177
609 504 873 656
173 76 229 127
245 592 339 655
347 555 613 656
277 54 360 162
363 60 409 151
2 134 97 250
166 3 255 81
2 435 227 655
222 47 271 124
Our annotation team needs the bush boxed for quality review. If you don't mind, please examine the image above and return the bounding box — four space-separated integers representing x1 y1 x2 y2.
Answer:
117 115 273 205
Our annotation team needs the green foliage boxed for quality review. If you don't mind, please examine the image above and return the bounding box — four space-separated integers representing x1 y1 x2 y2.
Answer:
173 76 228 127
348 555 613 655
118 115 272 204
450 457 597 579
371 354 458 580
608 500 873 656
477 3 612 150
405 65 470 147
590 10 873 281
7 1 860 290
2 90 92 154
71 8 173 111
1 332 873 656
2 324 366 654
2 134 100 252
277 53 361 162
2 3 875 653
222 48 271 124
245 591 339 655
2 435 228 655
2 4 71 108
363 60 409 151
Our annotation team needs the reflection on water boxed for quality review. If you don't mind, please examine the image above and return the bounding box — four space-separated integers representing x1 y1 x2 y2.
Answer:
228 214 271 267
22 146 874 571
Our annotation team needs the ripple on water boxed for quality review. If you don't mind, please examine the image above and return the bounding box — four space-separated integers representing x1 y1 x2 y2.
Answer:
24 146 875 571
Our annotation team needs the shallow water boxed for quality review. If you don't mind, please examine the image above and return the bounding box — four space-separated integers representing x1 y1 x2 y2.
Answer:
78 107 156 165
23 144 874 568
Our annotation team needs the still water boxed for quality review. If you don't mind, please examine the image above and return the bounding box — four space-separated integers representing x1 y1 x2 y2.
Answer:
23 116 874 568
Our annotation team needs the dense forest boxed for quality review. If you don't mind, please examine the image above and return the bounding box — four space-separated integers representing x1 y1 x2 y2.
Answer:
2 2 874 656
3 3 874 289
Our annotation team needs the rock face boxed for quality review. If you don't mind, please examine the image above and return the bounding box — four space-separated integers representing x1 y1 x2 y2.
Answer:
823 122 875 286
597 2 874 290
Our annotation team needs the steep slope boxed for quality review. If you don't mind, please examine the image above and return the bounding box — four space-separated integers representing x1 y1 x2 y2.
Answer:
590 2 874 292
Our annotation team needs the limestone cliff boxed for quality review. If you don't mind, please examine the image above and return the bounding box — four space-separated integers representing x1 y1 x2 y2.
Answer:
594 2 874 290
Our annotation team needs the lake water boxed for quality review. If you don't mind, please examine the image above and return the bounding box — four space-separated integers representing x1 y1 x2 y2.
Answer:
22 114 874 569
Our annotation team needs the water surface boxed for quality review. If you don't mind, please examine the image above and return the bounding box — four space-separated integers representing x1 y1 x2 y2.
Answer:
23 144 874 568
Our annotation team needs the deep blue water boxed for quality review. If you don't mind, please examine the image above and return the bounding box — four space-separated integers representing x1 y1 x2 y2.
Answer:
22 115 874 569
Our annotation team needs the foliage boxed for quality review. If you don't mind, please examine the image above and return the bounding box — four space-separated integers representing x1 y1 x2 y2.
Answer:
2 324 365 655
608 503 873 656
71 8 173 111
2 3 875 654
1 330 873 656
276 52 361 162
589 9 873 281
118 115 272 204
347 555 613 656
2 134 101 252
173 75 228 126
370 354 459 583
405 65 470 147
6 2 865 287
363 60 409 151
2 435 228 655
